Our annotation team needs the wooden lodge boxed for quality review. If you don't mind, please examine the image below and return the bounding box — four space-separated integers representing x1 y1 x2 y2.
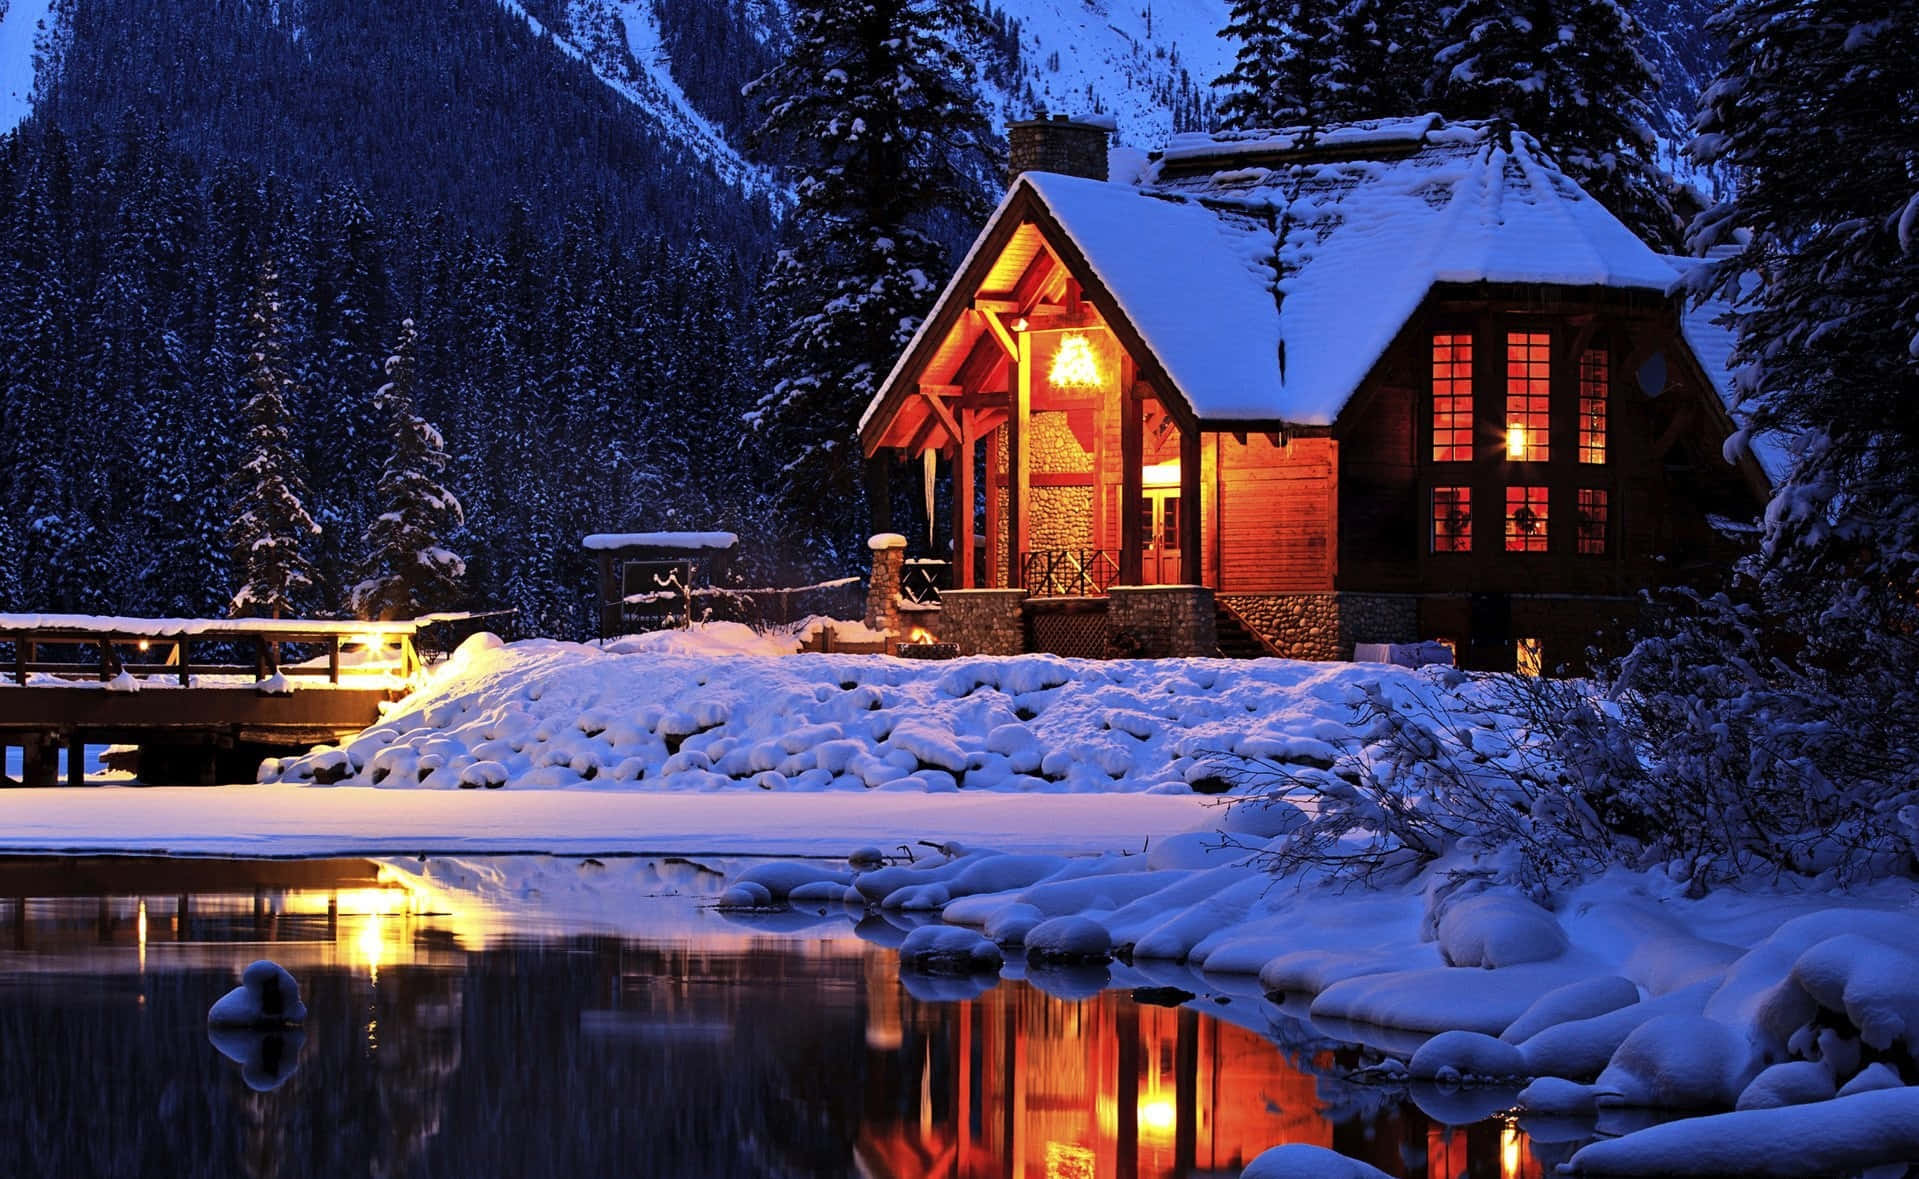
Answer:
858 115 1771 670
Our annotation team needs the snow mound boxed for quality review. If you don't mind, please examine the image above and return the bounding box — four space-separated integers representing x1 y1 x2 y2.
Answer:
898 925 1003 974
1565 1088 1919 1177
1024 916 1113 964
1594 1013 1760 1108
1241 1144 1392 1179
1735 1060 1834 1111
1501 975 1641 1044
1435 892 1568 968
1407 1030 1527 1083
208 960 307 1027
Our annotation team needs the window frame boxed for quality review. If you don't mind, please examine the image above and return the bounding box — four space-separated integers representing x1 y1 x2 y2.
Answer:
1504 485 1550 553
1430 331 1475 463
1504 330 1551 463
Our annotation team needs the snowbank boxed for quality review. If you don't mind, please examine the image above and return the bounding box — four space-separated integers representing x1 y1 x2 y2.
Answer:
260 635 1453 794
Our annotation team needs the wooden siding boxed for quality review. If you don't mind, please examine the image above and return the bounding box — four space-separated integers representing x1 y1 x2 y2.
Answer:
1215 435 1338 592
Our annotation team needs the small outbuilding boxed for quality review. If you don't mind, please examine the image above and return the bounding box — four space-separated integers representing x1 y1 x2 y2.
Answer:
586 532 738 639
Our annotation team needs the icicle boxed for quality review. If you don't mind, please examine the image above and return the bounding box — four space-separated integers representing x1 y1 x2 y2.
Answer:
923 448 936 547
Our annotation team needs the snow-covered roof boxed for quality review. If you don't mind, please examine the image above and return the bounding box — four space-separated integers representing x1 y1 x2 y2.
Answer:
1664 253 1792 485
865 116 1701 434
581 532 739 552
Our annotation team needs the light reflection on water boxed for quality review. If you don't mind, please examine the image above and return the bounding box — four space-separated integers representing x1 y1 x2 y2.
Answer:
0 856 1562 1179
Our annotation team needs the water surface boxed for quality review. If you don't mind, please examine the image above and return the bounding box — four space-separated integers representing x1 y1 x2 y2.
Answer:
0 855 1568 1178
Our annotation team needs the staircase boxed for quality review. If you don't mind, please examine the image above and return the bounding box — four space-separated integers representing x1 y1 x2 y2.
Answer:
1214 601 1281 659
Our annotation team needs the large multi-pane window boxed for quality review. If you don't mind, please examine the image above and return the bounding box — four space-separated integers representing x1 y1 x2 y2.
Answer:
1505 486 1549 552
1432 333 1474 462
1579 349 1609 464
1432 487 1472 553
1505 331 1551 461
1577 488 1609 555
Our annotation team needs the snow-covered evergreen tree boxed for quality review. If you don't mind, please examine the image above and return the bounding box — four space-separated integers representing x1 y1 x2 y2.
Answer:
1215 0 1343 131
350 318 465 620
746 0 996 566
227 257 321 618
1323 0 1442 122
1434 0 1681 248
1686 0 1919 612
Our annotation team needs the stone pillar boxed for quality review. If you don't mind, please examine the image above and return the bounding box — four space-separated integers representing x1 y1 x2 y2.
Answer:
865 533 907 635
1107 586 1217 658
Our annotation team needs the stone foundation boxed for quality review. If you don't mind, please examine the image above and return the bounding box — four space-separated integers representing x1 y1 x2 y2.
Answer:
938 589 1027 656
864 534 906 635
1220 593 1419 661
1107 586 1218 658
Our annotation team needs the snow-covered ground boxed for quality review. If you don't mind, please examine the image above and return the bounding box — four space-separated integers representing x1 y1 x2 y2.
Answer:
258 627 1443 792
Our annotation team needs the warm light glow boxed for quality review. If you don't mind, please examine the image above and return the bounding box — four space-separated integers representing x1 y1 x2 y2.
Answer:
1501 1121 1524 1178
1139 1097 1178 1138
336 887 412 916
357 913 386 979
1505 423 1527 460
1011 316 1029 333
1044 1142 1096 1179
1048 333 1103 390
1142 460 1181 487
1517 637 1543 677
137 899 148 973
137 638 151 653
907 628 935 644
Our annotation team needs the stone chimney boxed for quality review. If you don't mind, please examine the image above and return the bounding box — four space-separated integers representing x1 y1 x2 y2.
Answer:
1007 114 1112 185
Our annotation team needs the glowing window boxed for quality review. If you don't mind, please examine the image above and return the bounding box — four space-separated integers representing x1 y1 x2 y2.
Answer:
1517 637 1543 677
1505 486 1548 552
1431 487 1472 553
1579 349 1608 464
1577 488 1609 555
1505 331 1551 462
1431 333 1474 462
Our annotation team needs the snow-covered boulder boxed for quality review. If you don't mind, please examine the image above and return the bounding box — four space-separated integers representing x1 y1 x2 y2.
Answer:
1501 975 1641 1044
1024 916 1113 965
1241 1144 1393 1179
1594 1013 1760 1108
1734 1060 1835 1111
1565 1088 1919 1177
1517 1075 1600 1114
899 925 1003 974
208 960 307 1028
1407 1030 1527 1083
1435 892 1568 968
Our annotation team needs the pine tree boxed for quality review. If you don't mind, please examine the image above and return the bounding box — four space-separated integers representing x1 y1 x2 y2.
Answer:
1686 0 1919 612
745 0 996 567
1215 0 1342 131
1323 0 1442 122
1433 0 1680 247
350 318 466 621
227 256 321 619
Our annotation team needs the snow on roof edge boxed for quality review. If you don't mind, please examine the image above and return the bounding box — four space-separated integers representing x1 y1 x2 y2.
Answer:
582 532 739 551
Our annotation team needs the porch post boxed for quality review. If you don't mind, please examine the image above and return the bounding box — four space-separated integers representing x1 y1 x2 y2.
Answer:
1179 420 1202 584
952 410 976 588
1119 381 1144 586
1009 332 1031 590
983 425 1003 589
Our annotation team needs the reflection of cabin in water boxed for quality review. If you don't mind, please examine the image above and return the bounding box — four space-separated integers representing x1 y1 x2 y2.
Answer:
586 532 738 638
858 115 1769 670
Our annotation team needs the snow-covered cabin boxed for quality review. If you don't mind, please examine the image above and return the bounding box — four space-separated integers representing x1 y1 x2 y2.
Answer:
857 115 1767 670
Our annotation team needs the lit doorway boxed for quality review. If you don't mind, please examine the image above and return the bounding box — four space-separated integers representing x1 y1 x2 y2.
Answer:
1142 489 1182 584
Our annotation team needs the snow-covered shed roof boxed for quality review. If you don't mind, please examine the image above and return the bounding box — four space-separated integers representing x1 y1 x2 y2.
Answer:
863 116 1698 438
581 532 739 552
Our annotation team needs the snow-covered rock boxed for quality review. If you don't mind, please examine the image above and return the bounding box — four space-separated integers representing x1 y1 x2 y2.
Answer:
1406 1030 1528 1083
1435 892 1569 968
208 960 307 1027
898 925 1003 974
1565 1088 1919 1176
1501 975 1641 1044
1024 916 1113 964
1240 1144 1393 1179
1735 1060 1835 1111
1594 1013 1760 1108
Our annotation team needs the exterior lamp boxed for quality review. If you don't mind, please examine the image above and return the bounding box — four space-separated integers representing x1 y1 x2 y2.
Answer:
1049 332 1103 391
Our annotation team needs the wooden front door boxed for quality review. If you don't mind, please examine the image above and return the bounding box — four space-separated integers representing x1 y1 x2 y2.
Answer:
1142 489 1182 585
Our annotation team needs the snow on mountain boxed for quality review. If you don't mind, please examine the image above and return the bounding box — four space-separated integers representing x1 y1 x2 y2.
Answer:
974 0 1232 147
495 0 773 194
0 0 58 134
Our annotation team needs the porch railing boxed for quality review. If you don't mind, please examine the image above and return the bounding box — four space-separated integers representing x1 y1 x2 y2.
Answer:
901 558 950 606
1021 549 1120 597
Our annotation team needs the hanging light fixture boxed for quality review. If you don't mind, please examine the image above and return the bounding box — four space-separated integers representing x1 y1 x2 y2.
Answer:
1048 332 1103 391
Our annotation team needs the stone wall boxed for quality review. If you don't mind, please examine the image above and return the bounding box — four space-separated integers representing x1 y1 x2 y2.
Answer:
1029 411 1090 473
1107 586 1217 658
1221 593 1419 661
1030 486 1093 551
864 534 906 635
939 590 1028 656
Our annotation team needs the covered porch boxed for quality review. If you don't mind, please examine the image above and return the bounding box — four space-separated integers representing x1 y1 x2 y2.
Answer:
860 217 1210 597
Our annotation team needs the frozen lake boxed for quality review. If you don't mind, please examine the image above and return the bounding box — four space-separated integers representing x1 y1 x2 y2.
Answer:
0 854 1657 1178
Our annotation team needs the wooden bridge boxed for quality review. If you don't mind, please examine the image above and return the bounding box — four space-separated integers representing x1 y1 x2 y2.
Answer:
0 615 431 786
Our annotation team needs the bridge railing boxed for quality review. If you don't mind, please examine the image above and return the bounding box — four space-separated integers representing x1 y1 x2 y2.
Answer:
0 617 423 687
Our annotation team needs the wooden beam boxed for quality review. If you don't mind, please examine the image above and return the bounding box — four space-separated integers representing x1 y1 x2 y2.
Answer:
973 298 1020 314
981 309 1019 362
1011 332 1032 587
953 410 976 588
984 425 1003 588
1120 361 1144 586
1180 423 1203 585
918 385 964 446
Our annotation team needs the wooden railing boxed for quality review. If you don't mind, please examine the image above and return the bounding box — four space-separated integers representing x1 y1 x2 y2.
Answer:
1021 549 1121 597
900 558 950 606
0 618 423 686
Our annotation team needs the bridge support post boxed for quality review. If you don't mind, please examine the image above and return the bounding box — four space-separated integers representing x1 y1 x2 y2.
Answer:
66 733 84 788
21 735 56 787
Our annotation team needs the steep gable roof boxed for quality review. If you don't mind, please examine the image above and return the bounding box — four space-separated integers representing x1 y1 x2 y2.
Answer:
862 116 1694 441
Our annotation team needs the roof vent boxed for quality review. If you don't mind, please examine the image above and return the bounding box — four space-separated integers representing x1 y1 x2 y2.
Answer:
1007 113 1112 186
